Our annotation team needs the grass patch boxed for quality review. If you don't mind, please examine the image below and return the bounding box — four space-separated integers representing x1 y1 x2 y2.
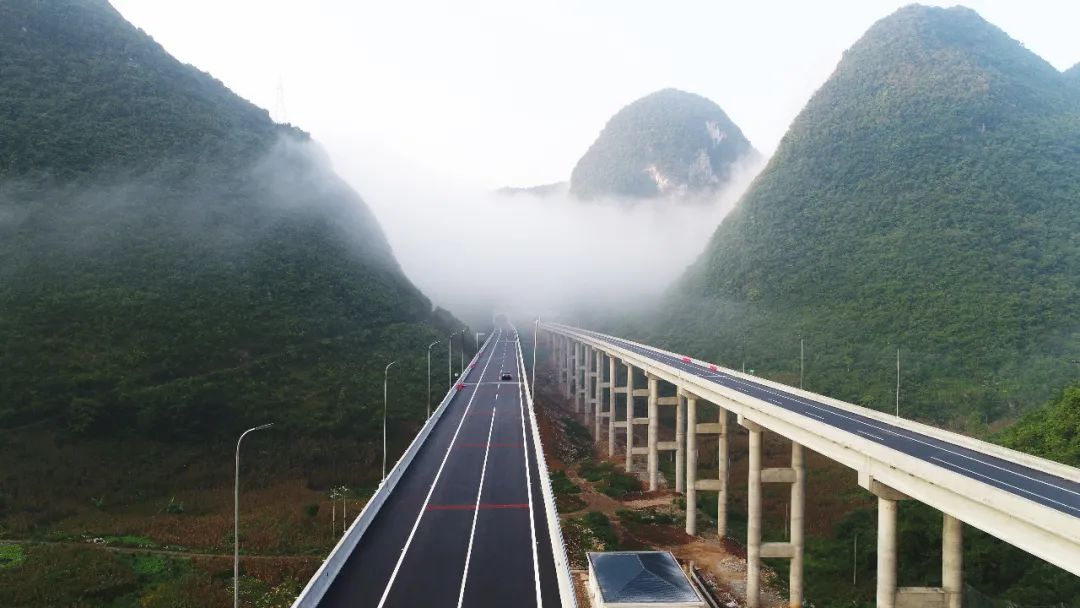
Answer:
550 469 587 512
132 554 168 576
578 459 642 498
0 544 25 569
105 534 157 548
616 508 676 526
550 469 580 495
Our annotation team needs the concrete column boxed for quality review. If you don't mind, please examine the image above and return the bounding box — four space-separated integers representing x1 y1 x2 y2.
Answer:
608 355 617 456
575 342 584 412
685 396 698 535
564 338 572 399
789 442 805 608
877 496 899 608
717 407 729 539
943 514 963 608
675 395 686 493
647 375 659 491
594 349 603 441
625 365 635 472
568 340 574 402
746 422 763 608
582 344 591 416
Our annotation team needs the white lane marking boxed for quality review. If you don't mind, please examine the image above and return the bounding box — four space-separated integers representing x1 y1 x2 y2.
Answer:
516 338 543 607
584 331 1080 504
806 412 825 421
376 329 501 608
457 391 499 607
858 430 884 441
931 457 1080 515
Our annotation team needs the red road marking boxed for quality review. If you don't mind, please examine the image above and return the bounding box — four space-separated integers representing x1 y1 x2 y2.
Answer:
426 503 529 511
709 364 718 372
456 382 467 390
681 356 692 363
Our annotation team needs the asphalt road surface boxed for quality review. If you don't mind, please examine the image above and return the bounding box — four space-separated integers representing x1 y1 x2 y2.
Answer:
318 325 562 608
573 327 1080 518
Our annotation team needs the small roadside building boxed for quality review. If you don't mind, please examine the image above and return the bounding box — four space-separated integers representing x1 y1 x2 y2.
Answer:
586 551 706 608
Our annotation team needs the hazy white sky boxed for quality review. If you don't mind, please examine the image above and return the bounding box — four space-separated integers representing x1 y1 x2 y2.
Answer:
109 1 1080 190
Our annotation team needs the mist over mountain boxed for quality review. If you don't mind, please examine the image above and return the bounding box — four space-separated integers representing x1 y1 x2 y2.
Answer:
568 88 755 201
637 5 1080 425
495 181 569 198
0 0 463 445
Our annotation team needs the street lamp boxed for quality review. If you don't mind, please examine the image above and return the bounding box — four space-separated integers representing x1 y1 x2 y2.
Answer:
460 327 467 376
235 423 273 608
799 336 804 390
427 341 441 418
448 330 459 388
383 361 396 481
531 317 540 398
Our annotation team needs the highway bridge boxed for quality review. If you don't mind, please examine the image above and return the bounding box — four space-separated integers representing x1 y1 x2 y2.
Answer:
542 322 1080 608
290 320 1080 608
292 324 574 608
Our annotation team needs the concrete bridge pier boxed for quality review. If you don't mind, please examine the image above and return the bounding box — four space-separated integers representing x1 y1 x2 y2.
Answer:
868 477 964 608
567 339 574 404
565 338 574 400
647 374 659 491
943 514 963 608
585 345 597 422
575 342 585 413
593 349 604 440
741 418 806 608
675 394 686 493
607 355 618 456
684 395 730 538
577 344 587 415
625 365 649 473
652 388 681 492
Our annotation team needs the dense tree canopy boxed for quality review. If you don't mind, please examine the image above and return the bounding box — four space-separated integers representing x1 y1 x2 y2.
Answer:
630 6 1080 426
0 0 467 442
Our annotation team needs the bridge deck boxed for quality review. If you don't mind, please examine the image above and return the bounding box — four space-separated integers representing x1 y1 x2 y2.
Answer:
575 328 1080 518
317 326 562 607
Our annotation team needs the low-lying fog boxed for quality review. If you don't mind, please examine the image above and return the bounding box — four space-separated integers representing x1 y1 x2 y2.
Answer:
330 143 764 319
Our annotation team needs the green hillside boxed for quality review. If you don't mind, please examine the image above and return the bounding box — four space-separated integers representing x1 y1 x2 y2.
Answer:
0 0 468 508
640 5 1080 425
1066 63 1080 86
569 89 754 200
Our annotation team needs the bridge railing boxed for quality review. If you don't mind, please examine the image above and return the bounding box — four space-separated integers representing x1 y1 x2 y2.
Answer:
290 333 495 608
516 333 578 608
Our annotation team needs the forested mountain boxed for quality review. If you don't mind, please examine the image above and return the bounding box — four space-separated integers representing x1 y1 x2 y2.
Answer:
569 89 754 200
1066 63 1080 86
642 5 1080 425
0 0 465 446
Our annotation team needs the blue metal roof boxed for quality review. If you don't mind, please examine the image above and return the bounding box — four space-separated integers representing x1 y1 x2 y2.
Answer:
588 551 701 604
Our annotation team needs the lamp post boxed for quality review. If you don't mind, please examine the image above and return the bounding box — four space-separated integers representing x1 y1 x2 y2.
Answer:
896 348 901 417
531 317 540 398
800 336 805 390
427 341 440 418
235 423 273 608
475 331 485 352
383 361 397 481
460 328 466 376
448 330 459 388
